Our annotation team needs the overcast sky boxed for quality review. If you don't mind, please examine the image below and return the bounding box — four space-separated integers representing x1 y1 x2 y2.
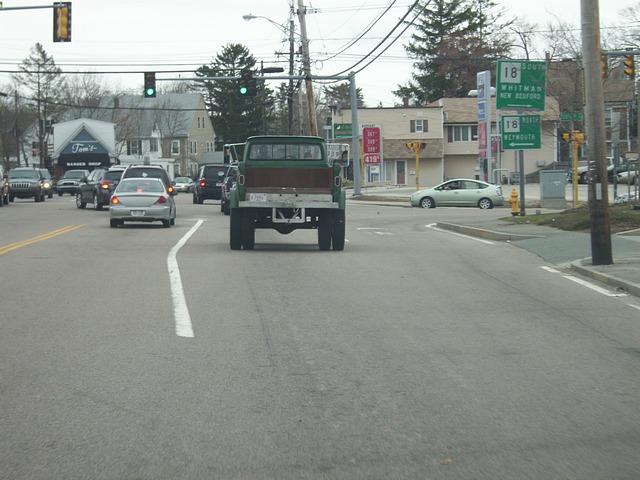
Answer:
0 0 636 107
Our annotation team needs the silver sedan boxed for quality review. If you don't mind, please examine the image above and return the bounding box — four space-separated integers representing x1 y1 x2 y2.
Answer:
410 178 504 209
109 177 176 228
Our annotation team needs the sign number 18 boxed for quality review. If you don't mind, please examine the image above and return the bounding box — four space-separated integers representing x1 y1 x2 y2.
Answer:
500 62 521 83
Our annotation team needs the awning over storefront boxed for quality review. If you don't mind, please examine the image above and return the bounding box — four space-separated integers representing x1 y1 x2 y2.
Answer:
52 119 118 171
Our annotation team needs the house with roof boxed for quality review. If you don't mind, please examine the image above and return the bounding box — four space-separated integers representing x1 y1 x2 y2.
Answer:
50 119 119 178
98 93 217 177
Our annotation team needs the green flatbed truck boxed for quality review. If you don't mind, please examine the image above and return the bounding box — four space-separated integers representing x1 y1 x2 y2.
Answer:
229 135 346 251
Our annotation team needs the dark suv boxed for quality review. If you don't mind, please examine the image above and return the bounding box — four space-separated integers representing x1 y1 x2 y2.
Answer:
220 165 238 215
8 167 46 202
38 168 54 198
76 167 125 210
121 165 176 195
193 164 228 204
57 169 90 196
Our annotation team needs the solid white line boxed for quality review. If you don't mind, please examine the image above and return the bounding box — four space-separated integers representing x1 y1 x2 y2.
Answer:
563 275 627 297
540 266 561 274
167 220 204 338
425 223 495 245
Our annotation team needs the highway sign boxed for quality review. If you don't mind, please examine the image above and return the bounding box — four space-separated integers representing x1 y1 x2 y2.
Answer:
560 111 584 122
334 123 352 138
501 115 541 150
496 60 547 111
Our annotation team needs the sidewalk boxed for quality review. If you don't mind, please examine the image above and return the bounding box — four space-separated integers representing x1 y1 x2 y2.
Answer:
347 183 640 298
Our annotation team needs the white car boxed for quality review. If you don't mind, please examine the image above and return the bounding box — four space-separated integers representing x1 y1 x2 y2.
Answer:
617 170 638 185
174 176 195 193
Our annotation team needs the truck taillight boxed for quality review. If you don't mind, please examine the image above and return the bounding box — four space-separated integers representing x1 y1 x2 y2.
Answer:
334 176 341 187
238 175 245 185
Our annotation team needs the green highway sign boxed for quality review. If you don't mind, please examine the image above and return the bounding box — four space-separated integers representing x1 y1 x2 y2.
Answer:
496 60 547 111
501 115 541 150
560 111 584 122
334 123 352 138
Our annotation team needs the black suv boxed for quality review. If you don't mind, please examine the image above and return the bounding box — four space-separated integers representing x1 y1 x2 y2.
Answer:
57 169 90 196
76 167 125 210
8 167 46 202
121 165 176 195
193 164 228 204
220 165 238 215
38 168 54 198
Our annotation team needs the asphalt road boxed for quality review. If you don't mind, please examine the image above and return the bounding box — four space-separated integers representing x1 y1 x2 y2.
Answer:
1 194 639 479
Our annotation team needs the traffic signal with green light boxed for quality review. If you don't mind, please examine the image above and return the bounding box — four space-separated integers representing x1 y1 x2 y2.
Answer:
144 72 156 98
53 2 72 42
623 53 635 78
600 54 608 78
238 70 257 96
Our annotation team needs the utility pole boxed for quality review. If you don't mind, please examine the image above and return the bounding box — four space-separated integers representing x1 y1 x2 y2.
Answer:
288 17 295 135
296 0 317 136
581 0 612 265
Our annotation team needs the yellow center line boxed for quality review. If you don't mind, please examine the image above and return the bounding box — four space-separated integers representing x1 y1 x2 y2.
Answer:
0 224 85 256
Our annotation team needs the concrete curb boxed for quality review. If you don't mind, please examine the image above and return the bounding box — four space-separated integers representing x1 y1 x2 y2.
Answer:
571 258 640 297
435 222 546 241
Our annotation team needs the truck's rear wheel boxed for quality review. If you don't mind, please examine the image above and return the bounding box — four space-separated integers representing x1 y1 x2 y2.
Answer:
318 212 332 251
230 209 243 250
242 210 255 250
332 210 346 251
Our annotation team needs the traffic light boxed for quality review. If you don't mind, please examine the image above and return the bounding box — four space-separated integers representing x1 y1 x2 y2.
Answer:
623 53 635 78
238 70 257 96
53 2 72 42
144 72 156 98
600 54 608 78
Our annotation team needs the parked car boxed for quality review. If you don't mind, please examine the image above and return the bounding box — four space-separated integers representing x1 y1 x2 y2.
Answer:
410 178 504 209
0 166 9 207
220 165 237 215
76 167 125 210
38 168 54 198
174 176 195 193
57 169 90 196
193 164 228 204
617 170 638 185
120 164 175 196
8 167 46 202
109 177 176 228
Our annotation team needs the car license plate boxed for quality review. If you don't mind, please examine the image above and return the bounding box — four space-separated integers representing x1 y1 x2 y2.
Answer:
216 182 224 187
131 210 146 217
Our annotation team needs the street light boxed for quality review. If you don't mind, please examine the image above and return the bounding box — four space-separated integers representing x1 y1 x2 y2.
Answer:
243 13 297 135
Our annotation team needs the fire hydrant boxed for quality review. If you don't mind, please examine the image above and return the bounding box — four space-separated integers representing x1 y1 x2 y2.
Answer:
508 189 520 216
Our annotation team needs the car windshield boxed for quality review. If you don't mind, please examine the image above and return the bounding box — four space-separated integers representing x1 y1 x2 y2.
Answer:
9 170 38 179
175 177 191 183
117 179 164 193
203 167 227 178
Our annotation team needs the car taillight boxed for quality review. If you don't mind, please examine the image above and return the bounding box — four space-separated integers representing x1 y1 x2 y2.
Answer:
111 196 120 205
167 185 174 194
199 180 206 187
101 181 112 189
155 196 168 205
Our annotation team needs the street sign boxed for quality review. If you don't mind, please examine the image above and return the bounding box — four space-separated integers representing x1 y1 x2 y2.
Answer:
501 115 541 150
496 60 547 111
560 111 584 122
333 123 352 138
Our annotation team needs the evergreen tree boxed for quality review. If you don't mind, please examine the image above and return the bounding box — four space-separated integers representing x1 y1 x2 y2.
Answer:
395 0 510 105
194 44 266 145
13 43 66 166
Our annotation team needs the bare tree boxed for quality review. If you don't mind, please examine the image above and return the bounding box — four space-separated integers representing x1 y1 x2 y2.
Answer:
63 73 112 120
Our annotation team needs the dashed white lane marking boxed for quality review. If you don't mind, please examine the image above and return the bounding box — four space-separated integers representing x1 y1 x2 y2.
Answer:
540 266 627 297
425 223 495 245
167 220 204 338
